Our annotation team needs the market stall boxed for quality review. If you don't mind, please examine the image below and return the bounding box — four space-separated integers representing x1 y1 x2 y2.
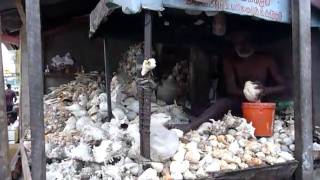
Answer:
0 0 318 179
86 0 312 179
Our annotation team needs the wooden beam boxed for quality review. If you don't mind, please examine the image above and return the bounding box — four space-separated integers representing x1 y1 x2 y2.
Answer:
0 15 11 180
25 0 45 179
15 0 26 25
103 38 112 121
89 0 118 38
292 0 314 179
20 143 31 180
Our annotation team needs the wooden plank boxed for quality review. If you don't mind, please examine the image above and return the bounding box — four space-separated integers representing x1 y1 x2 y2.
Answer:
20 143 31 180
0 15 11 180
291 0 314 179
10 146 20 171
19 25 30 139
103 38 112 121
25 0 45 179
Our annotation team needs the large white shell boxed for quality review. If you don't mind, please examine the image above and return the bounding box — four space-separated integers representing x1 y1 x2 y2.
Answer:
92 140 112 163
141 58 156 76
243 81 261 102
67 142 92 161
63 116 77 132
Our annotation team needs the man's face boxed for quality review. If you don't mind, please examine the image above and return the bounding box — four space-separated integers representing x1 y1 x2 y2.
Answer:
212 14 226 36
233 35 255 58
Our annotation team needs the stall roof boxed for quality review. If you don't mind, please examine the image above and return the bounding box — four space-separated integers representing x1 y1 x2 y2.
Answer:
0 0 99 35
90 0 320 36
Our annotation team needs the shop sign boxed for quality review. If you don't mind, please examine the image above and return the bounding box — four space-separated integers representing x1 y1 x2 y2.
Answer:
163 0 290 23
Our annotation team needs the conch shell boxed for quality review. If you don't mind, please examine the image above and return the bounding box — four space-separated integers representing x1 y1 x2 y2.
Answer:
141 58 156 76
243 81 261 102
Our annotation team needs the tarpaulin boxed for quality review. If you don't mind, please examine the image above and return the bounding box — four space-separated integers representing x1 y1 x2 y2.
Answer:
90 0 320 35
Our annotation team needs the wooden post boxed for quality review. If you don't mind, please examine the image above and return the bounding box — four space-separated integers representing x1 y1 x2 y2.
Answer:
26 0 45 179
19 25 30 139
103 38 112 121
291 0 313 179
0 15 11 180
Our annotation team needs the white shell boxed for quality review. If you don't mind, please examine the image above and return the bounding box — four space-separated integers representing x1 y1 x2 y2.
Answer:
170 160 189 174
185 150 201 164
183 170 196 179
205 159 221 172
279 151 294 161
173 147 187 162
93 140 112 163
170 129 184 138
141 58 157 76
196 167 207 178
243 81 261 102
171 172 183 180
63 116 77 132
67 142 92 161
138 168 159 180
151 162 164 173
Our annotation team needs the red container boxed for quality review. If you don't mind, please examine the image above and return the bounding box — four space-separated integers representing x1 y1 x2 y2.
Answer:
242 102 276 137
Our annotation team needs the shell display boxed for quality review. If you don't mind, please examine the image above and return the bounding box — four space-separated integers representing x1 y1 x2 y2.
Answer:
43 59 296 179
43 72 189 180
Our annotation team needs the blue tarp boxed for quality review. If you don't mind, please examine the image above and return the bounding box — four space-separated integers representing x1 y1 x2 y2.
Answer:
106 0 320 27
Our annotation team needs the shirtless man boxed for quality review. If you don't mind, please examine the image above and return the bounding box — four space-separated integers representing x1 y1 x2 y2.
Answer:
175 31 286 132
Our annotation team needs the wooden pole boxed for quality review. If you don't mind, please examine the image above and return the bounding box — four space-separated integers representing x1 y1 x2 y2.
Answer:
19 24 30 139
25 0 45 179
139 10 152 159
0 15 11 180
292 0 313 179
103 38 112 121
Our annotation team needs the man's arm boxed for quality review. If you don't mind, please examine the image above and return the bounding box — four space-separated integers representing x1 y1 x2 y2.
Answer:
263 58 286 96
223 58 243 97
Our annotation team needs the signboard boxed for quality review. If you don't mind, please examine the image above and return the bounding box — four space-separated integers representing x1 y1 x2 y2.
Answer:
163 0 291 23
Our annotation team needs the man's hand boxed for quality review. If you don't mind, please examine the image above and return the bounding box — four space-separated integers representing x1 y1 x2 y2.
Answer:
253 81 265 100
243 81 265 102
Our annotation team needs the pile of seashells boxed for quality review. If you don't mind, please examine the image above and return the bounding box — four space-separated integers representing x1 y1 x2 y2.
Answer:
44 44 295 180
165 111 295 179
44 70 295 180
45 72 189 180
